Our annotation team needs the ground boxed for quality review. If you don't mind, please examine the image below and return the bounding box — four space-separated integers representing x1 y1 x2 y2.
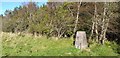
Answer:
1 32 119 56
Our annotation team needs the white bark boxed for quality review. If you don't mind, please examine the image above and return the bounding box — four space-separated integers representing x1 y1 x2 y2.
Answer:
74 0 82 33
94 2 99 41
89 1 99 42
99 1 107 42
99 1 110 44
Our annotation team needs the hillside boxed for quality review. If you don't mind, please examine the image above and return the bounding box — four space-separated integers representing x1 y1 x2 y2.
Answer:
2 32 119 56
1 2 120 56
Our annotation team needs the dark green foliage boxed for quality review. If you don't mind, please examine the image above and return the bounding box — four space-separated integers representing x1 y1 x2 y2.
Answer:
2 2 120 40
1 2 120 56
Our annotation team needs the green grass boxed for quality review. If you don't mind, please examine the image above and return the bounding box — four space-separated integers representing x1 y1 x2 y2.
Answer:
2 33 119 56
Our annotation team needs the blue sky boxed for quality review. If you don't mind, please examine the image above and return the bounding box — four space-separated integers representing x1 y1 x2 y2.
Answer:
0 1 47 15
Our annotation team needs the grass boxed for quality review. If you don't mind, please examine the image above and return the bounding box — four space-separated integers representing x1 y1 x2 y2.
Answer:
2 32 119 56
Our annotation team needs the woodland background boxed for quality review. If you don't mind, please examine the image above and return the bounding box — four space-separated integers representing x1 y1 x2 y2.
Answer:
0 1 120 56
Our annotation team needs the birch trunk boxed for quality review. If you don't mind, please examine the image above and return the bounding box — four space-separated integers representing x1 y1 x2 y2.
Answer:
73 0 82 33
99 1 110 44
99 1 106 41
94 2 99 42
89 1 98 42
89 21 95 40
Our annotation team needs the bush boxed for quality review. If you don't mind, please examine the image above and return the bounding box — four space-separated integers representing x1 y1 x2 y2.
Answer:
89 41 119 56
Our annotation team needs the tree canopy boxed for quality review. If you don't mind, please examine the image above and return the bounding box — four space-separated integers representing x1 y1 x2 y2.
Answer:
1 2 120 44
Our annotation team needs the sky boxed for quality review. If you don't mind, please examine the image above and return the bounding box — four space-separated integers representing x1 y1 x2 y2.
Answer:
0 1 47 15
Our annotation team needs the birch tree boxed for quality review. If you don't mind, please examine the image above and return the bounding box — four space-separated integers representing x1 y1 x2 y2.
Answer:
90 1 111 44
73 0 82 34
89 1 99 42
99 2 110 44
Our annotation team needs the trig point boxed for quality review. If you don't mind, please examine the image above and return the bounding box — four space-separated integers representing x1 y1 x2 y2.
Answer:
75 31 88 50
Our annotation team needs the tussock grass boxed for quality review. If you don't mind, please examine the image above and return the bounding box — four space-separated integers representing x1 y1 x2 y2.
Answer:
2 32 119 56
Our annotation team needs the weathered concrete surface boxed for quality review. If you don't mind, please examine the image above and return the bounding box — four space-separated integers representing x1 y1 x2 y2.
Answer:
75 31 88 50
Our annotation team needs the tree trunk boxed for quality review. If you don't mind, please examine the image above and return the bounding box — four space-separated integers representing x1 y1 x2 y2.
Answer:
89 18 95 42
89 1 99 42
73 0 82 34
99 1 108 44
